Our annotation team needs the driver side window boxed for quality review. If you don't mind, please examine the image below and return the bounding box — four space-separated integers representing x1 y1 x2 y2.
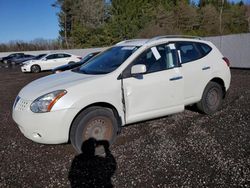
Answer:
46 54 56 60
123 43 178 78
135 44 178 73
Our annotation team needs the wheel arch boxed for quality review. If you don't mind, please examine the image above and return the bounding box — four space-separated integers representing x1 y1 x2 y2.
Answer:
68 102 122 143
210 77 226 98
31 64 41 67
31 64 41 72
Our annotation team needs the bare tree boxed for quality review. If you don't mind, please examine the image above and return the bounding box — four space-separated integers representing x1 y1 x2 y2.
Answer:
219 0 225 34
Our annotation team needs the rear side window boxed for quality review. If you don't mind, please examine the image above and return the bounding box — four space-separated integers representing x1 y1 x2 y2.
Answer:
63 54 71 58
57 54 65 58
196 43 212 55
176 42 201 64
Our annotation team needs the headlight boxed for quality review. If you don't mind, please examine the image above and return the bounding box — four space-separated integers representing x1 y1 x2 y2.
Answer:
55 70 62 74
30 90 67 113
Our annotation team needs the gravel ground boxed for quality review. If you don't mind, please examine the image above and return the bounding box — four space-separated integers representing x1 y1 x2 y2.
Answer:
0 66 249 187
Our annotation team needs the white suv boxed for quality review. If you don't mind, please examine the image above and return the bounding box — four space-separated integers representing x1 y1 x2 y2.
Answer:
21 52 81 73
12 36 231 152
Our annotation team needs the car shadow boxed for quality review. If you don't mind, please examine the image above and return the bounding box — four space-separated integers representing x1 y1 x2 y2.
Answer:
185 104 201 113
68 138 117 188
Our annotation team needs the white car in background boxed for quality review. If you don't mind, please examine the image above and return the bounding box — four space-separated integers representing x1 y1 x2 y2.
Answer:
21 52 81 73
13 36 231 153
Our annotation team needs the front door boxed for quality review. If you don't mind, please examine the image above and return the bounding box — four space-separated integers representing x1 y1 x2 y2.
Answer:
43 54 58 70
122 43 184 124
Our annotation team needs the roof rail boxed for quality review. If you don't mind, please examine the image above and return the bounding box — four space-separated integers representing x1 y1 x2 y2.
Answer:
115 39 147 46
147 35 202 43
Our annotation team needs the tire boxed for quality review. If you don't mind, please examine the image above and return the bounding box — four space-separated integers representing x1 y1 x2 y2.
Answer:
68 61 75 64
31 65 41 73
70 107 118 153
197 82 223 115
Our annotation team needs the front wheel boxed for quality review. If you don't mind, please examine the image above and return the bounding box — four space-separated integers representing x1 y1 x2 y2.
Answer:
197 82 223 115
31 65 41 73
70 107 118 153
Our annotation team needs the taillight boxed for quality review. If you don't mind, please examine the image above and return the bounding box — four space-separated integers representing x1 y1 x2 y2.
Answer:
77 56 82 59
223 57 230 67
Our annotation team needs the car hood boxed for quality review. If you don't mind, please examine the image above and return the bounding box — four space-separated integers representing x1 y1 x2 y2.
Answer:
19 71 100 100
22 59 40 65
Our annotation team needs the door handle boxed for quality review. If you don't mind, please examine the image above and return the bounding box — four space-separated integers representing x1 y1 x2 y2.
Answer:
169 76 183 81
202 66 210 70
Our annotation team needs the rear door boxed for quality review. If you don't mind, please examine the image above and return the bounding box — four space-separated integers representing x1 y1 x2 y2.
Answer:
122 43 184 124
60 53 72 64
53 53 68 67
175 41 213 105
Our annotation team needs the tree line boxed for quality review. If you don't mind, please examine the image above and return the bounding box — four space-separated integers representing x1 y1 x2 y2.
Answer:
0 39 62 52
54 0 249 48
1 0 249 52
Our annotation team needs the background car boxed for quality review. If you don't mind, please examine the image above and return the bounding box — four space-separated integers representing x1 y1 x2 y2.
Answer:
1 53 24 64
21 52 81 73
20 54 47 66
52 51 100 73
31 53 47 60
10 54 35 65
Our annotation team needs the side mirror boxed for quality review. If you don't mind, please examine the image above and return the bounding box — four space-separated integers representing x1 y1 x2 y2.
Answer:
42 58 47 61
131 64 146 75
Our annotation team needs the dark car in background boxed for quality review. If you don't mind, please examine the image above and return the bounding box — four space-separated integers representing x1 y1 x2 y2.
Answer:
33 54 47 59
10 54 35 65
1 53 24 64
19 53 47 66
52 51 100 73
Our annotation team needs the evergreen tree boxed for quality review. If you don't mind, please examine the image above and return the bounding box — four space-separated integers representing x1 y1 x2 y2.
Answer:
175 0 199 35
105 0 153 43
221 3 249 34
53 0 249 48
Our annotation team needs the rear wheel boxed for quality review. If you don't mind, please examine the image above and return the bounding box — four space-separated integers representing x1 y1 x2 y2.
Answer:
31 65 41 73
68 61 75 64
197 82 223 115
70 107 118 153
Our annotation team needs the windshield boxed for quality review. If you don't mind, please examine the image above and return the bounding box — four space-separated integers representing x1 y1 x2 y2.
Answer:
80 53 94 63
74 46 138 74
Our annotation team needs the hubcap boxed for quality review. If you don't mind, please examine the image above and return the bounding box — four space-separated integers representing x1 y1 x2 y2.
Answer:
32 66 39 72
83 116 113 141
207 88 219 108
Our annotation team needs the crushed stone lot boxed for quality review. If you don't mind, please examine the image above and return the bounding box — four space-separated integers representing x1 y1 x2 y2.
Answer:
0 66 249 187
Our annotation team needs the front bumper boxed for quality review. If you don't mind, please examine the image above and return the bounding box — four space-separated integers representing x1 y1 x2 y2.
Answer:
21 65 31 72
12 97 79 144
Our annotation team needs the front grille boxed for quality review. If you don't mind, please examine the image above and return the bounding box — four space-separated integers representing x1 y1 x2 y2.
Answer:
15 98 30 111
